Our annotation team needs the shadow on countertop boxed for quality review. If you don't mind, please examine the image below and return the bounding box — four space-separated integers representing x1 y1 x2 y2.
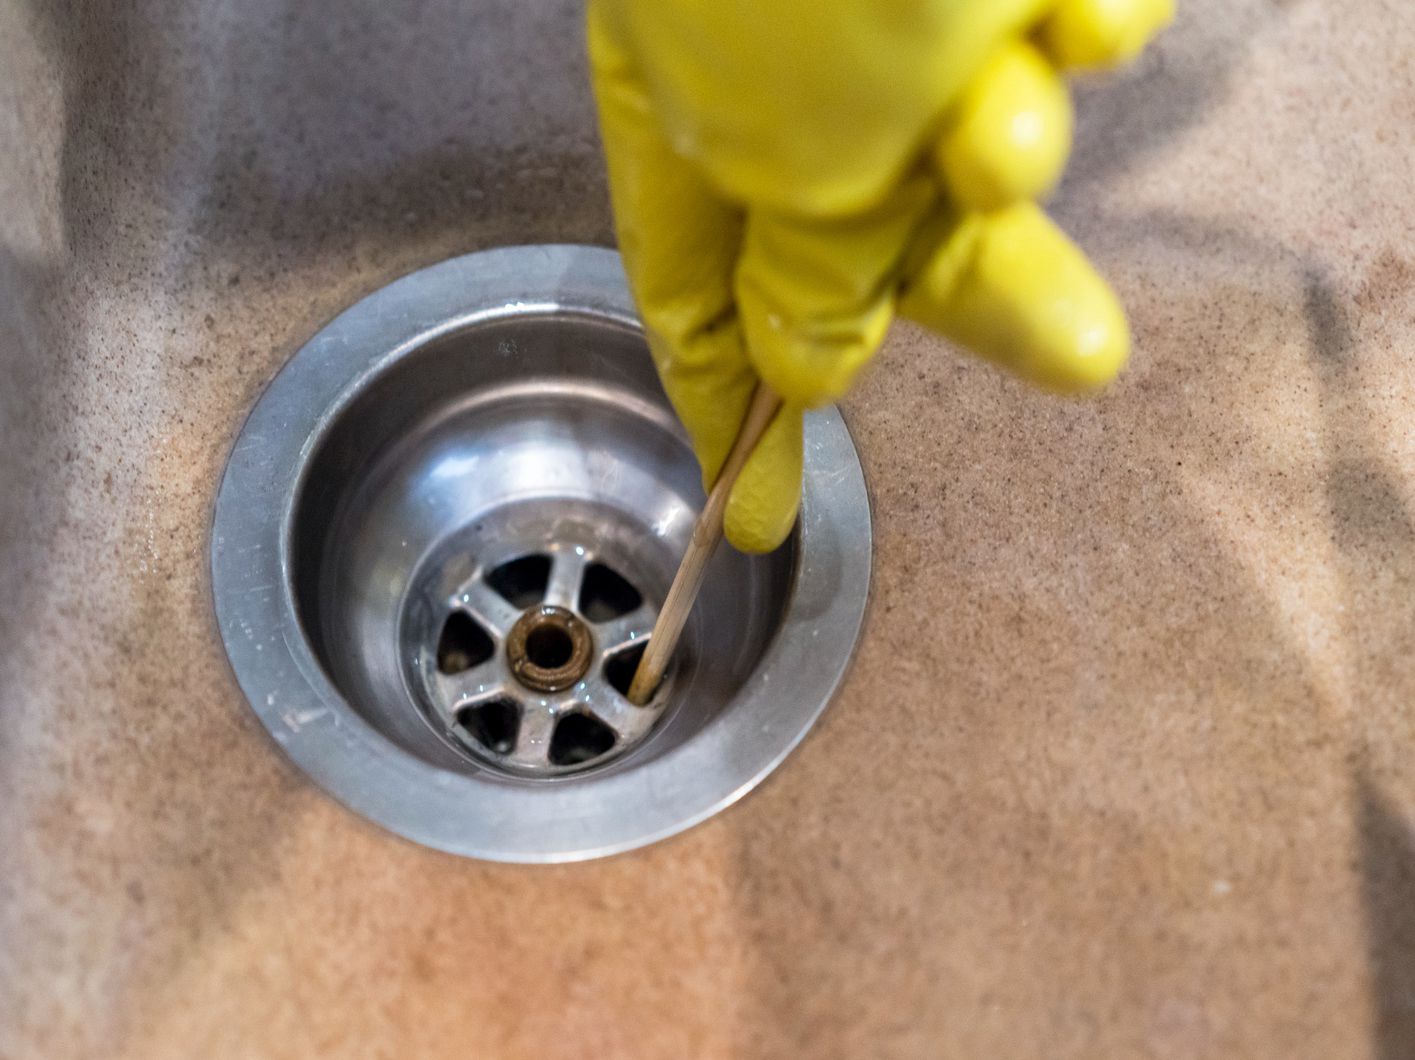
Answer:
1360 780 1415 1060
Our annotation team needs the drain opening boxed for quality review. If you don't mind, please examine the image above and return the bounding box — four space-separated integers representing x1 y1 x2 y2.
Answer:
579 562 643 622
456 698 521 754
506 605 594 693
525 624 574 669
549 712 616 766
437 611 494 674
604 641 649 699
486 554 551 608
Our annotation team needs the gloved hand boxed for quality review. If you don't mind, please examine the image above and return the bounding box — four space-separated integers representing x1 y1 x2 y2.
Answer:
589 0 1172 552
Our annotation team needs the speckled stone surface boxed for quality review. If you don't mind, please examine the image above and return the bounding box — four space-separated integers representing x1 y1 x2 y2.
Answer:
2 0 1413 1056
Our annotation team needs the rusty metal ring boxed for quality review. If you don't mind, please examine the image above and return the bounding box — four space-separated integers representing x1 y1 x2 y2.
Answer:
505 605 593 692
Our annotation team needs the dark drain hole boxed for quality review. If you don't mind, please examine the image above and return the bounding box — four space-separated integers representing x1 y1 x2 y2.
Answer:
437 611 494 674
549 712 616 766
486 554 551 608
525 625 573 669
604 641 649 699
579 562 643 622
457 698 520 755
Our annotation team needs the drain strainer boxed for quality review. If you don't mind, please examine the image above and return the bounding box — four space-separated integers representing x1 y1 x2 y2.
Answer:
410 524 672 777
211 245 871 862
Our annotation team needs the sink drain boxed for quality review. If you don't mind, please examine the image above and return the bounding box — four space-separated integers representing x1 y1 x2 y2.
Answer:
410 530 672 777
211 246 871 862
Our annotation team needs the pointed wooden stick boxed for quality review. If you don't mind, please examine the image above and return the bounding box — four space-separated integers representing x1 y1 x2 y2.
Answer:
626 384 783 705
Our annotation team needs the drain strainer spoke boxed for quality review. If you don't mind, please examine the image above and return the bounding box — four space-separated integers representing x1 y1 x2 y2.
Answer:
211 245 870 862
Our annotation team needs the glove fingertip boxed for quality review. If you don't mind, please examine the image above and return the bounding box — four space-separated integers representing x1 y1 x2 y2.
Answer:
722 407 804 554
1039 0 1175 71
900 202 1131 393
934 40 1073 213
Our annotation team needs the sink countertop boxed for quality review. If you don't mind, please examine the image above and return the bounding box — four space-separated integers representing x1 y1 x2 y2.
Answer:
3 0 1414 1056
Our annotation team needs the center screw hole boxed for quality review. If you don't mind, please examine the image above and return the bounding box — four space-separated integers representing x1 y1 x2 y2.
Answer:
525 624 574 669
505 605 593 692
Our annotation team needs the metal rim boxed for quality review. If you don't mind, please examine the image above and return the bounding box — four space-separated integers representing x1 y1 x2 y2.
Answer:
210 245 871 863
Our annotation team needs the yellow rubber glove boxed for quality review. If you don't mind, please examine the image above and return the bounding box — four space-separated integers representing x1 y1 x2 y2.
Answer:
589 0 1173 552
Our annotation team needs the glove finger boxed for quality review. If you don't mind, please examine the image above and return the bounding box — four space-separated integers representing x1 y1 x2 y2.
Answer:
589 1 752 485
733 174 937 409
650 319 757 497
898 200 1129 392
933 38 1073 213
1037 0 1176 71
723 403 804 554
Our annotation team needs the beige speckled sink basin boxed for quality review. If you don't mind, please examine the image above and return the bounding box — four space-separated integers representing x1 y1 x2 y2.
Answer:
4 0 1415 1056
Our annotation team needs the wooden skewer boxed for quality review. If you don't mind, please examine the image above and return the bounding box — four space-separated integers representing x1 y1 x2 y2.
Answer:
627 384 783 705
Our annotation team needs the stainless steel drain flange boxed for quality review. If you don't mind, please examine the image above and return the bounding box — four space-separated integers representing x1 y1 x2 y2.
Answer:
211 245 871 862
